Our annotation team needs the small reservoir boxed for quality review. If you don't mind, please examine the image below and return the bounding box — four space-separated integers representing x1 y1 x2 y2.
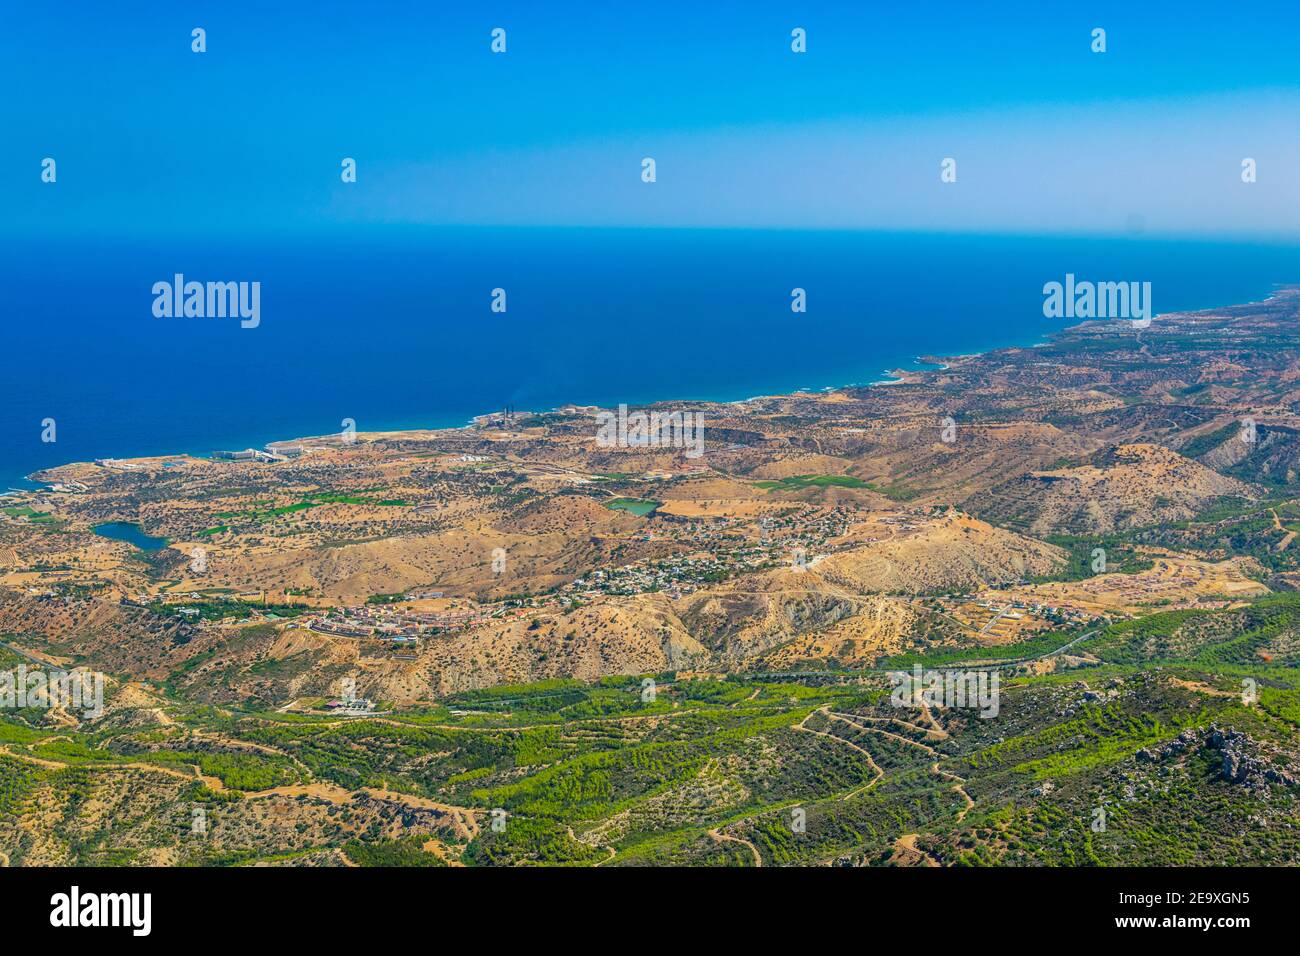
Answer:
93 521 169 551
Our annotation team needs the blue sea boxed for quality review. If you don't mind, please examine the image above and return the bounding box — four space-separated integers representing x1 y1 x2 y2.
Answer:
2 229 1296 489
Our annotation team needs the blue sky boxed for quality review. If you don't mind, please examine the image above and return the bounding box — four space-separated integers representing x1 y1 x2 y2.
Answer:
4 0 1299 238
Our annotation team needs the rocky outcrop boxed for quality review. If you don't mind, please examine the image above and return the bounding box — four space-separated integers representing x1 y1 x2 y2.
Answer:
1136 724 1299 791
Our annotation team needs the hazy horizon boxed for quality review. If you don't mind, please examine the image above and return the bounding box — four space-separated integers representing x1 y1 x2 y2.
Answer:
5 1 1300 240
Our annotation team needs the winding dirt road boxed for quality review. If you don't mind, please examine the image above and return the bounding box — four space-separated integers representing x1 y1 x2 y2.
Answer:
707 828 763 867
795 706 885 799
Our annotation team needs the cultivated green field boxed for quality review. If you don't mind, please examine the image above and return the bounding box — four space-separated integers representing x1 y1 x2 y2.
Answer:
2 594 1297 866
